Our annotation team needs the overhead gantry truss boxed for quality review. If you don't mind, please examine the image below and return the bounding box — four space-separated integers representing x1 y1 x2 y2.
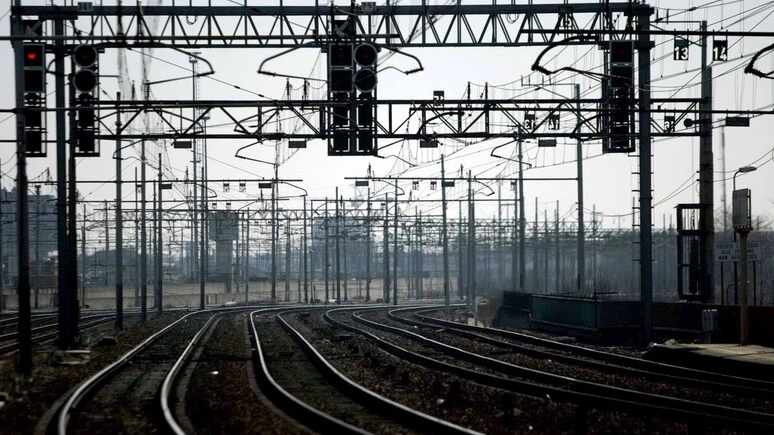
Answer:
103 97 703 142
11 2 644 48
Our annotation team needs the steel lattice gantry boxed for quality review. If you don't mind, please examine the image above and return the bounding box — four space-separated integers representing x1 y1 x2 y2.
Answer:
12 2 644 48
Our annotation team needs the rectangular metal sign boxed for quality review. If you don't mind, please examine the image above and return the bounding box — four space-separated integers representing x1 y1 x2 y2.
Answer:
715 241 760 262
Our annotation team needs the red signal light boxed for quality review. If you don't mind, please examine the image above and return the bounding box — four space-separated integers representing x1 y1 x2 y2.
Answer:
23 44 45 68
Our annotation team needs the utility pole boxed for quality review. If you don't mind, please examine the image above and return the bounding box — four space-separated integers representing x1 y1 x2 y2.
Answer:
365 190 371 301
140 139 147 321
115 93 123 329
324 199 330 303
441 155 450 316
303 198 308 303
458 197 464 299
34 185 40 309
637 8 654 345
518 138 526 292
534 197 539 293
383 194 389 302
467 171 475 311
81 205 86 306
104 200 109 287
244 209 250 303
335 187 340 302
417 209 424 299
285 214 291 302
342 196 348 302
575 83 585 294
698 20 714 302
53 17 75 350
392 182 398 305
271 166 277 301
156 153 165 315
512 180 518 291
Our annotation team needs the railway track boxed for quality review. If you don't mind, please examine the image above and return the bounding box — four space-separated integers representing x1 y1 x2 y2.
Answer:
0 314 116 355
325 305 774 434
23 303 774 434
251 307 481 435
404 306 774 399
52 310 215 434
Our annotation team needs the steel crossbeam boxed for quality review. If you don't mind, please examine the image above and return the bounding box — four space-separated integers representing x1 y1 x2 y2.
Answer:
11 2 643 48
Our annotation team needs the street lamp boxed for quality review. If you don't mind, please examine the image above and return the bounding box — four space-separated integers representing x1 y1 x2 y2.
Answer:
731 165 757 303
731 166 756 345
732 166 757 193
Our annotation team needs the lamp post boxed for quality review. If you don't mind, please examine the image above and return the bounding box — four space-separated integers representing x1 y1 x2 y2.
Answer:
732 166 755 345
732 166 756 304
732 166 757 193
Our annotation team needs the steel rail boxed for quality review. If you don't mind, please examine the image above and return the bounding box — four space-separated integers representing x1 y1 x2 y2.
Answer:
160 315 220 435
248 308 371 435
386 307 774 399
325 306 774 433
275 308 483 435
410 307 774 392
55 305 254 434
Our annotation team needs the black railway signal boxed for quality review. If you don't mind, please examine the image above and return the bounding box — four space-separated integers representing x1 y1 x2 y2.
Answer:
603 40 635 154
23 43 46 155
353 43 377 93
72 45 99 155
326 17 379 156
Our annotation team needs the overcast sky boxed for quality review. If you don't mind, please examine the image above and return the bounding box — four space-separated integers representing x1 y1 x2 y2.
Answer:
1 0 773 242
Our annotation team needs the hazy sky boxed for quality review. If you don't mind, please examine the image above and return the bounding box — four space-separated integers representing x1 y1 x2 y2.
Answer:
1 0 773 243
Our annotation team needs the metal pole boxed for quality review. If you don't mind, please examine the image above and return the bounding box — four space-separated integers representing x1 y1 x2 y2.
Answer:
366 189 371 301
53 17 73 349
518 139 526 292
722 127 727 237
533 197 539 293
115 93 123 329
575 83 586 294
342 196 348 302
418 210 424 298
303 199 308 303
14 11 32 364
498 184 503 287
383 194 389 302
135 168 139 306
512 181 517 291
285 215 291 302
335 187 341 302
67 58 79 330
699 20 715 302
740 229 750 345
325 198 330 303
156 153 163 315
441 155 451 316
81 205 86 306
271 168 277 301
393 182 398 305
471 179 476 307
202 174 208 310
245 209 250 303
34 185 40 309
140 139 147 320
458 194 464 299
104 199 109 288
637 9 654 344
